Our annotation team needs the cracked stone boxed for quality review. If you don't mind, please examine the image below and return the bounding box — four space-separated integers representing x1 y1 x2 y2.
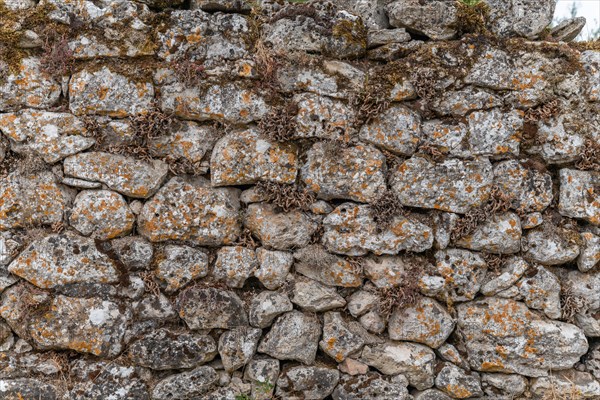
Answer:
155 245 208 293
177 287 247 330
218 327 262 372
454 212 522 254
69 190 135 240
249 291 293 329
358 105 421 156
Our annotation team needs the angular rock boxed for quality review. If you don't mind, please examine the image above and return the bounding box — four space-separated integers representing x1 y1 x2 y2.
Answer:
155 245 208 293
152 366 218 400
481 372 527 398
579 231 600 272
559 169 600 226
213 246 258 288
69 67 154 117
359 310 386 334
435 363 483 399
525 227 580 265
128 328 217 370
481 257 528 296
385 0 457 40
244 357 279 400
0 57 61 111
536 114 586 164
320 312 366 362
191 0 251 12
414 389 453 400
276 366 340 400
368 28 411 48
493 160 553 213
421 120 470 158
322 203 433 256
332 373 411 400
438 343 470 370
69 360 149 400
456 297 588 377
294 244 363 287
28 295 130 357
358 105 421 156
294 93 355 140
363 255 429 288
248 291 293 329
0 378 57 400
388 297 455 348
244 203 318 250
516 265 562 319
431 87 502 117
218 327 262 372
301 142 387 203
148 121 220 166
177 287 247 330
132 293 177 321
347 290 378 317
486 0 556 38
390 156 493 213
581 50 600 101
360 341 435 390
454 212 522 254
258 311 321 365
467 109 522 157
0 109 95 163
69 190 135 240
63 152 168 199
111 236 154 270
531 370 600 399
291 278 346 312
139 177 241 245
8 232 119 289
277 66 343 99
211 129 298 186
254 248 293 290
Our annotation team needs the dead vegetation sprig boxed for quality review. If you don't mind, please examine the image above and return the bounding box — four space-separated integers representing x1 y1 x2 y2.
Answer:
575 139 600 172
371 263 423 320
350 81 391 125
418 142 445 162
454 0 491 36
561 283 590 323
236 227 259 249
369 191 408 231
40 33 74 78
255 181 316 212
481 252 506 274
171 59 206 87
139 270 161 297
258 101 299 142
0 149 48 178
524 99 561 123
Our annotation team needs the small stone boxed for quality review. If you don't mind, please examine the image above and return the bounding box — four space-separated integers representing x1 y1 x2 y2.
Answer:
249 291 293 329
276 366 340 400
454 212 522 254
139 177 241 246
277 66 343 98
211 129 298 186
191 0 251 12
254 248 293 290
481 257 529 296
531 370 600 399
69 190 135 240
294 93 355 140
467 109 522 157
69 360 149 400
485 0 556 38
177 287 248 330
1 283 50 339
292 278 346 312
128 328 217 370
525 227 580 265
388 297 455 348
346 290 378 317
421 120 470 158
579 231 600 272
244 357 279 400
218 327 262 372
493 160 553 213
559 169 600 225
132 293 177 321
0 379 57 399
437 343 470 370
581 51 600 101
359 310 386 334
258 311 321 365
156 245 208 293
8 232 119 289
536 115 586 164
390 156 493 214
481 373 528 397
360 341 436 390
69 67 154 117
521 212 544 229
151 366 218 400
244 203 318 250
0 57 61 111
368 28 411 48
320 312 366 362
213 246 258 288
294 244 363 287
435 363 483 399
64 152 168 199
516 265 562 319
149 121 220 165
333 372 411 400
301 142 387 203
358 105 421 156
431 87 502 117
337 359 369 376
413 389 453 400
111 236 154 270
385 0 457 40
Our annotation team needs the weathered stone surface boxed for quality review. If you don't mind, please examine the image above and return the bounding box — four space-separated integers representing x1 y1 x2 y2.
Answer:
258 311 321 364
322 203 433 256
360 341 435 390
559 169 600 226
63 152 168 199
248 290 293 329
129 328 217 370
244 203 318 250
347 290 378 317
531 370 600 399
467 109 522 157
0 378 57 400
413 389 453 400
294 245 362 287
8 232 119 289
69 67 154 117
456 297 588 377
0 110 94 163
69 359 149 400
320 312 367 362
244 357 279 400
191 0 251 12
152 366 218 400
363 255 429 288
177 287 247 330
516 266 562 319
211 129 298 186
579 231 600 272
301 142 386 203
213 246 258 288
276 366 340 400
524 227 580 265
69 190 135 240
148 121 220 165
438 342 470 370
277 66 343 99
0 58 61 111
485 0 556 38
535 114 586 164
28 295 130 357
294 93 355 140
155 245 208 293
358 105 421 156
368 28 411 48
388 297 455 348
581 50 600 101
455 212 522 254
481 372 527 397
139 177 241 245
435 363 483 399
291 277 346 312
132 293 176 321
481 257 528 296
218 327 262 372
390 156 493 213
493 160 553 213
421 120 470 158
0 171 72 229
431 87 502 117
386 0 457 40
332 373 411 400
111 236 154 270
254 248 293 290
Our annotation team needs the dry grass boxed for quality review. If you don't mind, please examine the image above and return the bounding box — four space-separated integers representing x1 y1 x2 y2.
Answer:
481 252 506 274
418 143 445 162
171 59 206 87
255 181 316 212
258 101 299 142
560 283 590 323
0 150 47 178
372 264 423 320
139 270 161 297
369 191 408 231
409 68 438 102
40 33 74 78
575 139 600 172
236 227 259 249
253 40 283 97
351 82 391 125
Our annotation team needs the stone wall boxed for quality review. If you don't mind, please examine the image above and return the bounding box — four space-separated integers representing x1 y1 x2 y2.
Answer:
0 0 599 398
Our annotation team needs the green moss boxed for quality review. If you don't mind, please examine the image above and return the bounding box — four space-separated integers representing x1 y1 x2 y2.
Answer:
332 18 368 49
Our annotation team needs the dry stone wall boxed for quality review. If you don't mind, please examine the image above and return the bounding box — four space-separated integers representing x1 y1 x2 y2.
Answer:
0 0 599 398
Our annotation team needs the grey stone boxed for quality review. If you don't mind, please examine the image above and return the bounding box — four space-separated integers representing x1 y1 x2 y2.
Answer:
413 389 452 400
579 231 600 272
531 370 600 399
467 109 522 158
493 160 553 213
151 366 218 400
218 327 262 372
69 190 135 240
359 310 386 334
0 379 57 400
244 357 279 400
213 246 258 288
0 57 61 111
294 93 355 140
559 169 600 226
69 359 149 400
581 51 600 101
346 289 378 317
128 328 217 370
536 115 586 164
291 278 346 312
454 212 522 254
276 366 340 400
431 87 502 117
111 236 154 271
294 244 363 287
524 227 580 265
320 312 367 362
516 265 562 319
481 372 528 397
456 297 588 377
485 0 556 38
254 248 293 290
358 105 421 156
277 66 343 99
437 343 470 371
550 17 587 42
421 120 470 158
249 291 293 329
385 0 457 40
258 311 321 365
190 0 251 13
132 294 177 321
148 121 220 166
435 363 483 399
481 257 529 296
155 245 208 293
177 287 248 330
390 156 493 214
368 28 411 48
338 0 390 30
332 373 411 400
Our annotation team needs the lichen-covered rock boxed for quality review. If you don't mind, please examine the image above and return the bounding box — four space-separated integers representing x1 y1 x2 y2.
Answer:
148 121 220 166
431 87 502 117
0 378 57 400
534 114 586 164
358 105 421 156
254 248 293 290
360 341 435 390
294 245 363 287
69 67 154 117
456 297 588 377
28 295 130 357
211 129 298 186
347 290 378 317
454 212 522 254
155 245 208 293
276 366 340 400
388 297 455 348
559 169 600 226
244 357 279 400
151 366 218 400
177 287 247 330
435 363 483 399
8 232 119 289
213 246 258 288
485 0 556 38
516 265 562 319
249 291 293 329
218 327 262 372
132 293 176 321
191 0 251 12
128 328 217 370
481 372 527 398
390 156 493 213
481 257 528 296
322 203 433 256
69 190 135 240
524 226 580 265
320 311 371 362
301 142 386 203
63 152 168 199
421 120 470 158
294 93 355 140
69 360 150 400
363 255 430 288
0 58 61 111
138 177 241 245
531 370 600 399
385 0 457 40
111 236 154 270
493 160 553 213
291 277 347 312
332 373 412 400
277 66 343 98
467 109 523 157
579 231 600 272
581 51 600 101
0 110 95 163
258 310 321 365
244 203 318 250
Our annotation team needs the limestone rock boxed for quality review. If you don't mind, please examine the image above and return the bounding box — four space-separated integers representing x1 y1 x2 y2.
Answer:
421 120 470 158
467 109 523 158
69 190 135 240
456 297 588 377
579 231 600 272
254 248 293 290
524 227 580 265
320 311 370 362
148 121 220 166
347 290 378 317
248 290 293 329
536 114 586 164
213 246 258 288
435 363 483 399
531 370 600 399
581 51 600 101
0 379 57 399
291 278 347 312
454 212 522 254
294 93 355 140
516 265 562 319
0 57 61 111
69 360 149 400
276 366 340 400
385 0 457 40
481 257 529 296
358 105 421 156
151 366 218 400
493 160 553 213
244 357 279 400
155 245 209 293
332 373 411 400
431 87 502 117
132 294 177 321
218 327 262 372
485 0 556 38
559 169 600 226
111 236 154 270
363 255 430 288
138 177 241 245
63 152 168 199
481 373 527 397
177 287 247 330
191 0 251 12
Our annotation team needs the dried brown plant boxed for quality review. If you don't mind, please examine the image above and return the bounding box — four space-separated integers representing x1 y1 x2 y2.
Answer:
255 181 316 212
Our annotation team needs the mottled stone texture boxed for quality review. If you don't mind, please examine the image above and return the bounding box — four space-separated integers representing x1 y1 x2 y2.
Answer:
0 0 598 398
